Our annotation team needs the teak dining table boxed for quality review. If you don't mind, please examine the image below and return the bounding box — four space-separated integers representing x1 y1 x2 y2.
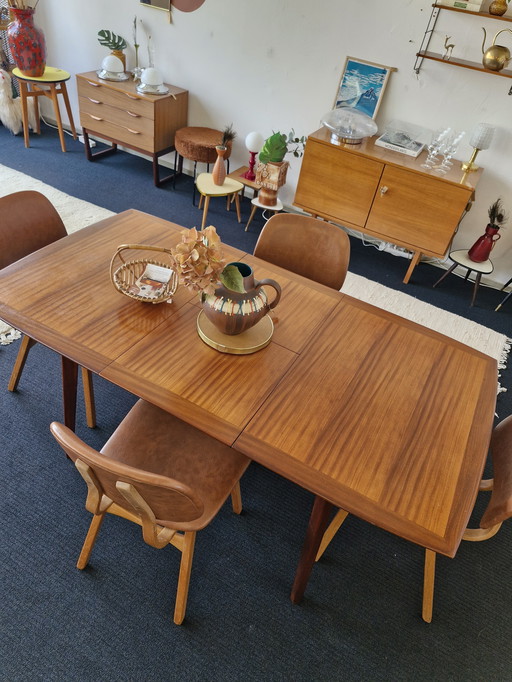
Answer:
0 209 498 617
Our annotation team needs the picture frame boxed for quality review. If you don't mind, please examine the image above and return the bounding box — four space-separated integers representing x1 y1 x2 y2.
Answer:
334 57 396 119
140 0 171 13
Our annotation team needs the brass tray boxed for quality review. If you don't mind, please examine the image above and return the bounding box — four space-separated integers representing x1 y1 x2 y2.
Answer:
196 311 274 355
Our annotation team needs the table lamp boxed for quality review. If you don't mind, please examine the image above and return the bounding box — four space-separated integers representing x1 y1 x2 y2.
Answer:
461 123 495 172
242 132 264 180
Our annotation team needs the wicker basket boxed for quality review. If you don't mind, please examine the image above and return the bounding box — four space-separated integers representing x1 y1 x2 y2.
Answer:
110 243 179 304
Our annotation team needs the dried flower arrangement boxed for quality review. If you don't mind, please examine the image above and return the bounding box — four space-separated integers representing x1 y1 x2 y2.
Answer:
171 225 244 296
488 198 508 229
7 0 40 8
219 123 236 149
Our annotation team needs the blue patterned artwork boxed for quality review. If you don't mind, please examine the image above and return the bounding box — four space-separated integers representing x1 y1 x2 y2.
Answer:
335 58 394 119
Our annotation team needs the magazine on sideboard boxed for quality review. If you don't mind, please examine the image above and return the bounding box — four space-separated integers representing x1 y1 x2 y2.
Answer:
375 120 430 158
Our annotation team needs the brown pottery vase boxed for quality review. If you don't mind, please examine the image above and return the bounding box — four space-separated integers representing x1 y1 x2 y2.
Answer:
212 145 227 185
201 262 281 335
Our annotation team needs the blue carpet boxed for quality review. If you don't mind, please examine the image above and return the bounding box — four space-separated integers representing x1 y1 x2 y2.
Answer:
0 121 511 682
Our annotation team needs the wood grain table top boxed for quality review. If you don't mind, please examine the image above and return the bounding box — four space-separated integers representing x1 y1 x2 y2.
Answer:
0 209 497 557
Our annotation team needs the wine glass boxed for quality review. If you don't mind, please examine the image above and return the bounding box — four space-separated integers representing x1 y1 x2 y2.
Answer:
421 127 451 169
434 131 465 175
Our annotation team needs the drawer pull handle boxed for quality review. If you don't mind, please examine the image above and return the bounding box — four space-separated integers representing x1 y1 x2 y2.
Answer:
122 126 140 134
380 186 389 196
124 93 139 100
126 110 140 118
86 81 100 87
89 114 103 121
87 97 101 104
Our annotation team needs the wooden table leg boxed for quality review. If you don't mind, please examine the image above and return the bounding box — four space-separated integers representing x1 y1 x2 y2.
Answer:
61 356 78 432
49 83 67 152
59 81 77 139
290 495 334 604
19 81 30 148
234 193 242 223
403 250 422 284
245 203 258 232
471 273 482 307
201 196 210 229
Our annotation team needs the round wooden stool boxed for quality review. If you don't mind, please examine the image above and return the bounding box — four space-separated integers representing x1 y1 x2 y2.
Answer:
433 249 493 307
174 127 232 203
196 173 243 229
12 66 77 152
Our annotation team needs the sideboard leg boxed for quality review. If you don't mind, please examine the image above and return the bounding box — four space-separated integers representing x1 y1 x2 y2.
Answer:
403 251 422 284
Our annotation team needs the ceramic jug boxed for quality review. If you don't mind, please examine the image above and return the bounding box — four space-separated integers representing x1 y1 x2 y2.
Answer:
202 262 281 335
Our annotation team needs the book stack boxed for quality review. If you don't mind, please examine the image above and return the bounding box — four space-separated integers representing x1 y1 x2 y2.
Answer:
437 1 483 10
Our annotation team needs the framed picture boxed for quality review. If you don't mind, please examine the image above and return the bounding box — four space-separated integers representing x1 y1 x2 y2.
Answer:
334 57 396 119
140 0 171 12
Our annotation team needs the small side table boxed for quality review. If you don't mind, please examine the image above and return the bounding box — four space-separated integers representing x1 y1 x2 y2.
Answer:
196 173 244 229
433 249 493 307
227 165 260 200
13 66 76 152
245 196 283 232
495 276 512 312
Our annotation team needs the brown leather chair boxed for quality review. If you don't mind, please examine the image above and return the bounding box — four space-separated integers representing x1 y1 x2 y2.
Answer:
50 399 250 625
253 213 350 290
316 414 512 623
0 190 96 427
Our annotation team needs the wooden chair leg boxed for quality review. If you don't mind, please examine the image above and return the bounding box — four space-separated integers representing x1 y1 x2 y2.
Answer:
230 481 242 514
81 368 96 429
315 508 349 561
174 531 196 625
8 335 37 391
422 549 436 623
245 203 258 232
77 512 105 569
60 81 77 139
49 83 67 152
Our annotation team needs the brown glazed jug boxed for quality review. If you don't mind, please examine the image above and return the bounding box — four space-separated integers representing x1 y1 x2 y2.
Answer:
201 262 281 335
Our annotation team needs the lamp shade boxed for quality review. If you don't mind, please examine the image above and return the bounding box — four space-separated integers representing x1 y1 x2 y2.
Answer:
245 131 264 153
469 123 495 150
141 67 164 86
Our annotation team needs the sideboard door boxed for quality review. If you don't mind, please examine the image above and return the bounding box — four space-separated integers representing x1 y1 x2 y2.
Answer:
294 138 383 228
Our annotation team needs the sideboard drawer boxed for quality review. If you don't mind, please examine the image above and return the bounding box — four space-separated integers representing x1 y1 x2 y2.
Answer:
79 96 153 138
77 77 154 119
79 111 154 152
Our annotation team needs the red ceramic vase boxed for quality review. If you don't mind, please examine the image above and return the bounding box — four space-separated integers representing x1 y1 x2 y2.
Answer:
467 224 501 263
7 8 46 78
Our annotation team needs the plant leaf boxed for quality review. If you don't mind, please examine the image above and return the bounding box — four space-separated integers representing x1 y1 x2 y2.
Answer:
220 264 245 293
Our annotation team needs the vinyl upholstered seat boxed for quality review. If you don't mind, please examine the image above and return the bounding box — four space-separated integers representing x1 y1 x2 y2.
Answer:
253 213 350 290
316 414 512 622
0 190 96 427
50 399 250 625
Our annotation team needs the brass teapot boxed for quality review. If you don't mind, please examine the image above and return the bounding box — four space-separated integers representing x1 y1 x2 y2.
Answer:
482 28 512 72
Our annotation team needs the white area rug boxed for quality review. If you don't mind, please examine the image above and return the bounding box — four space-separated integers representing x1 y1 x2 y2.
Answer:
0 163 510 391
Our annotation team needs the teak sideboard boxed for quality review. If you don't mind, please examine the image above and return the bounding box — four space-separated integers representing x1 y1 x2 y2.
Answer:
294 128 483 283
76 71 188 186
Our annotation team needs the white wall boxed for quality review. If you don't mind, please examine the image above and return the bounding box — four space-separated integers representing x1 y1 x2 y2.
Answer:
36 0 511 284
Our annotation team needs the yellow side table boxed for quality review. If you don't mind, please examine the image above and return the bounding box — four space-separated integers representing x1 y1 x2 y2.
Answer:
12 66 77 152
196 173 244 229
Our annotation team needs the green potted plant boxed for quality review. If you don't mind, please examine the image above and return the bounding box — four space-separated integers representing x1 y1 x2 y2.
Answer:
256 130 305 206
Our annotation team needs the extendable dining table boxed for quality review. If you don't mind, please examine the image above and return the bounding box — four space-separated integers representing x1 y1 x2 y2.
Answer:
0 209 498 618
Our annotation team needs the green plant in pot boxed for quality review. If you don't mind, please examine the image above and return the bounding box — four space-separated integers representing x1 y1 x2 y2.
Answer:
98 29 128 71
256 130 305 206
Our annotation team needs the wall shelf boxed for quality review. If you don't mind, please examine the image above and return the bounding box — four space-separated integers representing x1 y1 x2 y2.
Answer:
414 3 512 92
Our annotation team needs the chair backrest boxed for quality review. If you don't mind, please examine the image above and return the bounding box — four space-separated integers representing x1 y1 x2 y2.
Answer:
0 191 67 270
480 414 512 529
49 422 205 527
253 213 350 290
